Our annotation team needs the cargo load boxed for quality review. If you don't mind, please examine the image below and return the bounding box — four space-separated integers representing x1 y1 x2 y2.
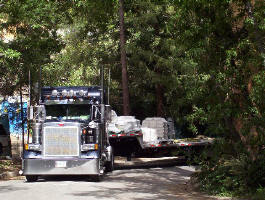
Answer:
107 115 141 136
108 116 214 159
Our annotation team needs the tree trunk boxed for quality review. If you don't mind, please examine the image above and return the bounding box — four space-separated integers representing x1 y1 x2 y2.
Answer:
20 85 25 154
119 0 130 115
156 84 164 117
228 0 261 161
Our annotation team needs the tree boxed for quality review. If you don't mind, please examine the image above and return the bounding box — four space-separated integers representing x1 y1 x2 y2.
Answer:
0 0 69 98
167 0 265 195
171 0 265 159
119 0 131 115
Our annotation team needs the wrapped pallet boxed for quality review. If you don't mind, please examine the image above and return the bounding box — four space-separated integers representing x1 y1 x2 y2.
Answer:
141 128 160 144
107 115 141 134
141 118 169 142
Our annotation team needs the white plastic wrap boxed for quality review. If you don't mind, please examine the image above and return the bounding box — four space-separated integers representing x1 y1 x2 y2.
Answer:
141 117 168 140
141 127 161 144
107 115 141 134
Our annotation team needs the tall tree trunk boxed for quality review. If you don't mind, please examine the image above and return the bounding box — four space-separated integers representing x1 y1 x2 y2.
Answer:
232 0 261 161
119 0 130 115
20 85 25 154
156 84 164 117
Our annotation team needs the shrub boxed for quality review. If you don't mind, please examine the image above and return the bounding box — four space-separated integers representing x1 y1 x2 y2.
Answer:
196 140 265 199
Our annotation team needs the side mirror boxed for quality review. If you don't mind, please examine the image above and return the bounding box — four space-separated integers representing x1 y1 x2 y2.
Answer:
37 105 46 122
27 105 46 122
28 106 34 121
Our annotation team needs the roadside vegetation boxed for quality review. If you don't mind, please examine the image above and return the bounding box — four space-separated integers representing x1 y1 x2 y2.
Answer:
0 160 20 175
0 0 264 198
196 140 265 199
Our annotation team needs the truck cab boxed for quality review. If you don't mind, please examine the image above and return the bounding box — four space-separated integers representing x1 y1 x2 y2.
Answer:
22 86 113 182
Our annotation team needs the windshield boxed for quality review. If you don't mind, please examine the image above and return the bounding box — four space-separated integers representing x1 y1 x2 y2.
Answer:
45 104 91 121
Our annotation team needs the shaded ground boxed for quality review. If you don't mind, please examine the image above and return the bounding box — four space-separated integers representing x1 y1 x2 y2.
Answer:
0 166 233 200
0 136 235 199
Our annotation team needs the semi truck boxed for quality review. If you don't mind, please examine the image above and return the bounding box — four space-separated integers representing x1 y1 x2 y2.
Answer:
21 85 114 182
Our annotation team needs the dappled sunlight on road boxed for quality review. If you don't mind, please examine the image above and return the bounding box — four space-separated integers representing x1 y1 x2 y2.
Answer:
0 165 232 200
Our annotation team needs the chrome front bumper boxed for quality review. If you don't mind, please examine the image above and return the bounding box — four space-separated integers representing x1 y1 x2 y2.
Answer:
22 158 99 175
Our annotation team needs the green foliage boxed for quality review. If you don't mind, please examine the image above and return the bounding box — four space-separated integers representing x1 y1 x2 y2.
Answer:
0 0 68 96
253 187 265 200
197 140 265 198
250 71 265 116
0 47 21 59
0 160 17 173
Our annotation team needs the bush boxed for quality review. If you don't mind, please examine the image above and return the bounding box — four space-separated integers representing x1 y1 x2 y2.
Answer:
253 187 265 200
196 140 265 199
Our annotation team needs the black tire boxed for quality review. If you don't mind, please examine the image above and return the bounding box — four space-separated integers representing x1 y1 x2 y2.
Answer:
91 175 103 182
26 175 38 182
105 153 114 172
126 154 132 161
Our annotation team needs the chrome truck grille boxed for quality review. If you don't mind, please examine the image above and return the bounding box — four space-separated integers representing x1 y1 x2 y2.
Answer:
43 126 79 157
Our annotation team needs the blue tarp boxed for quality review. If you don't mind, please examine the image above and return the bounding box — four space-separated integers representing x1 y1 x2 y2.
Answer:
0 100 27 135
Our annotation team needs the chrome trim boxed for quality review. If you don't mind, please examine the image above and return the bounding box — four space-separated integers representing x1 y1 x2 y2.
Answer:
23 158 100 175
43 125 80 157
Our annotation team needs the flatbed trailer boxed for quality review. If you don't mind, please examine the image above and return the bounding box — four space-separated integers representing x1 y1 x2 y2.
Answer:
109 132 213 149
108 117 213 159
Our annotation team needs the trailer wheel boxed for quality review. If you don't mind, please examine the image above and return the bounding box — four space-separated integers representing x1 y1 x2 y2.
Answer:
26 175 38 182
105 153 114 172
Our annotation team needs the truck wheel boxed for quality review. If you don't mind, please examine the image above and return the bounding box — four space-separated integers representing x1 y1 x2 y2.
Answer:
26 175 38 182
105 153 114 172
126 153 132 161
91 175 103 182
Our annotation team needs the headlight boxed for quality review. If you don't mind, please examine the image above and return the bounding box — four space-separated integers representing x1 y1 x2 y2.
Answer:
88 136 94 143
81 144 98 151
79 90 85 97
25 144 41 151
51 90 58 97
69 90 74 97
62 90 68 97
